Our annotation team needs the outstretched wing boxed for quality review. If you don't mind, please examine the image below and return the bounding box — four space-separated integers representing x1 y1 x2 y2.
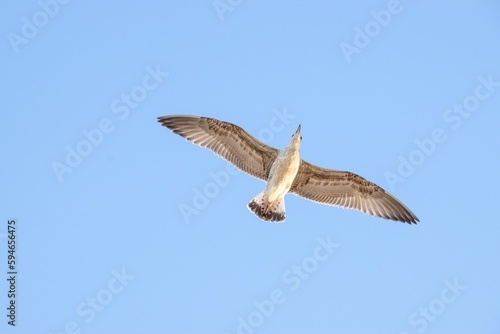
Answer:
290 160 419 224
158 115 279 181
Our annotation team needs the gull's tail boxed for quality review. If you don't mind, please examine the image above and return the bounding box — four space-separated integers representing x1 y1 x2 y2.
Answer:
247 191 286 223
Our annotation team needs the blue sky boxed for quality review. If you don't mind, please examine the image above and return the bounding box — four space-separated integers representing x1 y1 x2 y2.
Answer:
2 1 500 333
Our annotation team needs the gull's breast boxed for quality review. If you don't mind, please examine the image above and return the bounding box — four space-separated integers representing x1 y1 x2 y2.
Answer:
265 150 301 202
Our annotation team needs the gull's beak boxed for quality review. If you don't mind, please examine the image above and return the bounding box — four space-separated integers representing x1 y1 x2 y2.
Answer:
295 124 301 135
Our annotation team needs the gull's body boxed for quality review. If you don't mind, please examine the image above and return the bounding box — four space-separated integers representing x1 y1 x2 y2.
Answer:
247 125 302 221
158 115 419 224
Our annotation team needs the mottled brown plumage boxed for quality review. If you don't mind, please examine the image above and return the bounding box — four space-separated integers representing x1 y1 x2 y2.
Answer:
159 116 278 181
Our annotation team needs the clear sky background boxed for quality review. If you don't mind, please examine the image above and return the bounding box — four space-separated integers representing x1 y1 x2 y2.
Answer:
2 1 500 333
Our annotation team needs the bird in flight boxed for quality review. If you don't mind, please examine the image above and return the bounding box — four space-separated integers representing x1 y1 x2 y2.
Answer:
158 115 419 224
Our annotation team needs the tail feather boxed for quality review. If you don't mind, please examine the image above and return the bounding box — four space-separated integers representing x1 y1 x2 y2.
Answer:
247 191 286 222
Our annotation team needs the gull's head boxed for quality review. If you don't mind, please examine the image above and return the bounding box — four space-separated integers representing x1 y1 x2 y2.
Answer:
288 124 302 150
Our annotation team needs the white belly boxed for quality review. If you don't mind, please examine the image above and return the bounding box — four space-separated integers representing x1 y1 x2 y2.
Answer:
265 151 300 202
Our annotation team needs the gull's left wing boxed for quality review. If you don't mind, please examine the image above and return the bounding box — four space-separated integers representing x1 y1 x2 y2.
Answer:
158 115 279 181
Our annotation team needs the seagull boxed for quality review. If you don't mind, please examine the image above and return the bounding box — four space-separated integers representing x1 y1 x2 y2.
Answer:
158 115 419 224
